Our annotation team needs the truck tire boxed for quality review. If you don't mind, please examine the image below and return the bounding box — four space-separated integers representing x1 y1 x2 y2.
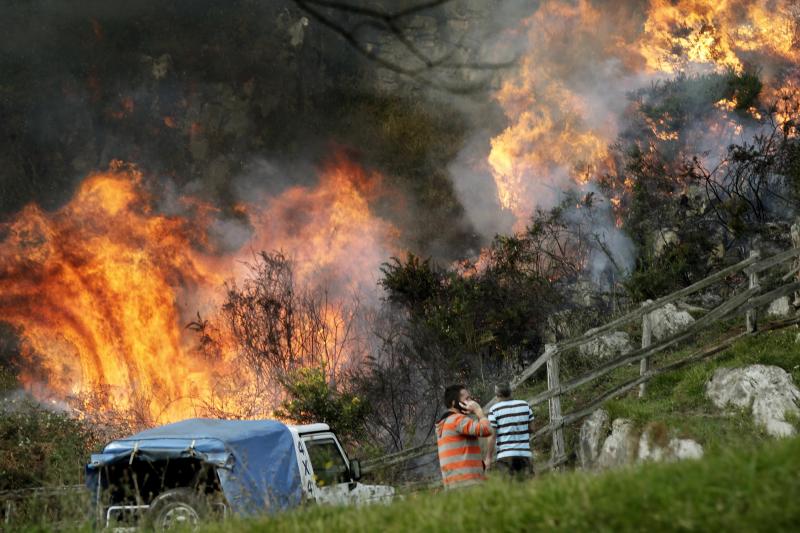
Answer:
147 488 208 532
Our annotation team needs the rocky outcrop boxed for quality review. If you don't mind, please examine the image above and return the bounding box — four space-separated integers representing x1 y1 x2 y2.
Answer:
653 228 680 257
645 302 695 340
637 424 703 462
668 438 705 460
597 418 636 469
578 409 610 468
706 365 800 438
583 415 704 470
767 296 793 318
579 332 633 361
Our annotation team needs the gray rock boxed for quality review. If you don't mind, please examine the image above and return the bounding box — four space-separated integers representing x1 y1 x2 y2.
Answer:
668 438 704 460
579 331 633 361
645 302 695 340
578 409 610 468
636 427 666 462
653 228 680 257
638 425 704 463
706 365 800 438
767 296 793 318
597 418 636 469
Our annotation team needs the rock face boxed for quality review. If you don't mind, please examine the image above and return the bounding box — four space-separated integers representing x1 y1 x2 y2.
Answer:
637 425 704 462
597 418 636 469
653 228 680 257
579 332 633 360
645 302 695 340
578 409 610 468
767 296 793 318
668 439 704 460
706 365 800 438
584 415 704 470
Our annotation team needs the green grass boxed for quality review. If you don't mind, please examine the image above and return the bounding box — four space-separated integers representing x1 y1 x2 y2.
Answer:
199 435 800 533
601 326 800 453
512 322 800 462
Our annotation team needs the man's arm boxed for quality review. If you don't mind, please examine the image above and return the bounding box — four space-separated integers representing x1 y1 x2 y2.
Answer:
456 400 493 438
528 403 535 434
485 433 496 470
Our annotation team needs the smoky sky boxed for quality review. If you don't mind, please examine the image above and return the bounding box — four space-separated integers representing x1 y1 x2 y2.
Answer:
1 0 542 261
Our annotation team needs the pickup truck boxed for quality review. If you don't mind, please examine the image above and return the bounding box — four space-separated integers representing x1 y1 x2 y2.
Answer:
86 418 394 530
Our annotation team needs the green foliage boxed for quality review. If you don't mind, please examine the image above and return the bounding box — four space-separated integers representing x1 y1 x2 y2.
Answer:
276 367 369 441
202 436 800 532
623 231 714 300
0 402 99 490
724 69 763 111
380 245 560 383
783 139 800 201
380 254 445 312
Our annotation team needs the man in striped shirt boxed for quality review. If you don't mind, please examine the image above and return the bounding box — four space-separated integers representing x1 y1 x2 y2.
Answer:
486 382 534 477
436 384 493 489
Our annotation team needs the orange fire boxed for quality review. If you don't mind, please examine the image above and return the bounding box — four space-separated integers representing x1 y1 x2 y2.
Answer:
488 0 630 228
488 0 800 228
640 0 799 74
0 156 398 425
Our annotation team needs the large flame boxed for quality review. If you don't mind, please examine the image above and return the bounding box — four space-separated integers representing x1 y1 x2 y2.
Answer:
640 0 799 74
488 0 800 228
487 0 632 227
0 157 397 424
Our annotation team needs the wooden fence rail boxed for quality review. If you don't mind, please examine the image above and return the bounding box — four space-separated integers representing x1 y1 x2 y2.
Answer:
364 246 800 475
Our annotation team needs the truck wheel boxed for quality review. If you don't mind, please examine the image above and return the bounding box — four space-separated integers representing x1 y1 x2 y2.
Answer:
148 488 207 532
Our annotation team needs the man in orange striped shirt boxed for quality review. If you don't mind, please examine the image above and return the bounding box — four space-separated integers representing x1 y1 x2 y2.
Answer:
436 384 493 489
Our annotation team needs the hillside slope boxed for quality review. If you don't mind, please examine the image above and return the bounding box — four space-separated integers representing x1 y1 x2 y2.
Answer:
204 435 800 533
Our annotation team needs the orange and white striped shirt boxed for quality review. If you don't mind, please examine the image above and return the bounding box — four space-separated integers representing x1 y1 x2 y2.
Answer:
436 412 492 488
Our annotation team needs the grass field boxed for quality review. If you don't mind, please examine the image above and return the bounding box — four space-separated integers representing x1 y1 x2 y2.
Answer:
512 323 800 465
201 435 800 533
9 326 800 532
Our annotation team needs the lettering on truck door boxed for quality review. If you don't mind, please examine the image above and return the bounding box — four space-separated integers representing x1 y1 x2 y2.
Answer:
301 434 354 505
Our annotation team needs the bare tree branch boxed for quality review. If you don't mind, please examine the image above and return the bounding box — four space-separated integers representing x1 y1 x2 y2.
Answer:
292 0 517 93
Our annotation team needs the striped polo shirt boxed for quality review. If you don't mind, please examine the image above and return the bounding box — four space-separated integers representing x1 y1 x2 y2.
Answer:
436 412 492 488
488 399 533 460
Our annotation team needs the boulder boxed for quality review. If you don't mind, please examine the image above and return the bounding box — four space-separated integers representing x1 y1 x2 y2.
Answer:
636 425 667 462
706 365 800 438
767 296 793 318
668 438 704 460
578 409 610 468
638 424 704 462
653 228 680 257
597 418 636 469
579 332 633 360
645 302 695 340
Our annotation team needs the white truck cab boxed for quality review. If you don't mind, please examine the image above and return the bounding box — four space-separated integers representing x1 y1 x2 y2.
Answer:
87 418 394 530
289 423 394 506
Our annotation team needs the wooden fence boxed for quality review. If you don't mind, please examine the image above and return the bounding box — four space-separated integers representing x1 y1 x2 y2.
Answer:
4 248 799 511
363 246 800 475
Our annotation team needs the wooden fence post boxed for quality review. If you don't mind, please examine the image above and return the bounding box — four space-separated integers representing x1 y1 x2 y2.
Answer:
746 249 761 333
639 304 653 398
546 344 566 468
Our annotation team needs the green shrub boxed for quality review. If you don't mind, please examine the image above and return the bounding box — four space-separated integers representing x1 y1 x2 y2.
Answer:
276 367 370 441
0 402 99 490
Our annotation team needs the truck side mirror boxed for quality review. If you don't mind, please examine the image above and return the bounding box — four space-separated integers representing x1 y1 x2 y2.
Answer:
350 459 362 482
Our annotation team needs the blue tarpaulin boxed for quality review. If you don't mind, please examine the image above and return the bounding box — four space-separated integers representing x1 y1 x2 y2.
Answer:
86 418 302 515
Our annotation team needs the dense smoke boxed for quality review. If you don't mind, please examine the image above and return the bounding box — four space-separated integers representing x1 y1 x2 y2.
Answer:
1 0 799 423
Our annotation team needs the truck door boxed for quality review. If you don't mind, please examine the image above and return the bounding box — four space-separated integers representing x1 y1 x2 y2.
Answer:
301 434 355 506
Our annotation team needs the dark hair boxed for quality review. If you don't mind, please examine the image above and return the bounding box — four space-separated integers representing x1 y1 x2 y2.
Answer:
444 384 465 409
495 382 512 399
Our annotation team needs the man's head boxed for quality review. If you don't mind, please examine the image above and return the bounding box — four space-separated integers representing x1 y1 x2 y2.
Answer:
444 384 470 410
495 382 512 400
